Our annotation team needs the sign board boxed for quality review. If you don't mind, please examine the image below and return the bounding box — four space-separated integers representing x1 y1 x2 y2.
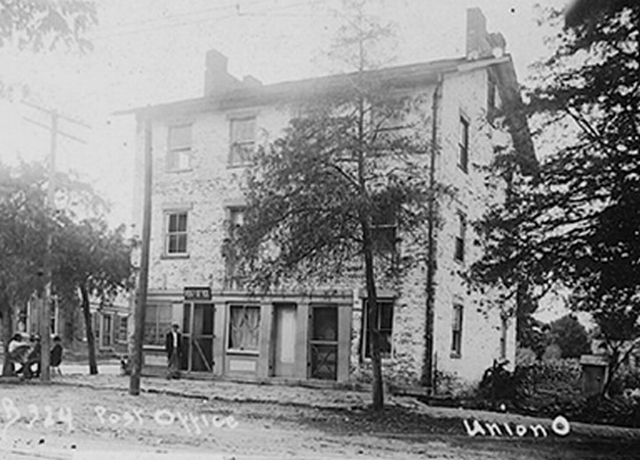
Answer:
184 286 212 301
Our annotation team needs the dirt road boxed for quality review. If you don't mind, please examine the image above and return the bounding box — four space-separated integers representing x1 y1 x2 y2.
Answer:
0 380 638 459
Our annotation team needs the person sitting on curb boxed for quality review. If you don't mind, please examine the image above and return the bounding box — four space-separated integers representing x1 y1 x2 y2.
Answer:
24 335 41 379
7 333 30 375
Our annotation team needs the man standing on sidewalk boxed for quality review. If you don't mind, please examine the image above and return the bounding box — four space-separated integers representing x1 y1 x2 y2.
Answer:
165 323 182 379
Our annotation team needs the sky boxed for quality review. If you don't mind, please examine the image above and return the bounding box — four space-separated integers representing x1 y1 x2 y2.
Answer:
0 0 570 229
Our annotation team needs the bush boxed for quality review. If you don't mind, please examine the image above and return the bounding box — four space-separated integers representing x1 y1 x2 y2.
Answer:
477 360 516 407
471 359 640 427
609 366 640 396
512 359 584 416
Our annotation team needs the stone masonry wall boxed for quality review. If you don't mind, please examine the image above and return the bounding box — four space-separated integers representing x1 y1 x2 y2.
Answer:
430 67 516 393
132 67 517 391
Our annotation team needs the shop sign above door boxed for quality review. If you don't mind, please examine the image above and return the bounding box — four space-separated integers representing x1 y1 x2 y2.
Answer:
184 286 212 301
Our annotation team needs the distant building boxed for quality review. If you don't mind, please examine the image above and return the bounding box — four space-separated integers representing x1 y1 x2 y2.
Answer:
23 293 129 352
127 9 534 393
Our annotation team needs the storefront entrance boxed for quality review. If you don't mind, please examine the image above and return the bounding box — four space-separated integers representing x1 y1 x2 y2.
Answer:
271 303 297 377
309 305 338 380
183 303 215 372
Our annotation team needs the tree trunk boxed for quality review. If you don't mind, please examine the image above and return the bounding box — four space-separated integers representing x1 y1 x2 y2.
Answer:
60 295 76 347
363 233 384 410
80 285 98 375
0 290 14 376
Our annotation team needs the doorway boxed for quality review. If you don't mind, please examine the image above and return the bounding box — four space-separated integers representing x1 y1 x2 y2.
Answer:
271 303 297 377
309 305 338 380
183 303 215 372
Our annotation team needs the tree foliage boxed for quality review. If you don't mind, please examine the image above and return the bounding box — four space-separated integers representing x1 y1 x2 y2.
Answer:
471 2 639 390
235 1 441 410
0 161 132 375
0 0 97 52
548 314 590 359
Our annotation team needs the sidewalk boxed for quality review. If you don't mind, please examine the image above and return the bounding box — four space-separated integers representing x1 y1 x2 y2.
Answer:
54 362 640 443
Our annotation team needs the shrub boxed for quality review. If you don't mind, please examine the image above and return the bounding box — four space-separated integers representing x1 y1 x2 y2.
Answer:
477 360 516 407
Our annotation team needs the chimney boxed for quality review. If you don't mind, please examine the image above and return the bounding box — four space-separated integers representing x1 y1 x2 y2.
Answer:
466 8 506 60
204 49 239 96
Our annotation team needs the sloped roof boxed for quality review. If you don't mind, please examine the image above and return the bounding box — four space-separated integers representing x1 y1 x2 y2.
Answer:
120 55 508 118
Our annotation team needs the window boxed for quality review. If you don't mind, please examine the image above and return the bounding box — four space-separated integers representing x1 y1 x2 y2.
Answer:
224 208 245 289
500 315 508 360
371 196 398 254
458 117 469 173
228 208 245 239
451 304 464 357
229 117 256 166
228 305 260 352
362 300 394 359
487 74 497 119
118 316 128 343
167 125 192 171
454 212 466 262
165 212 188 255
144 303 172 346
103 314 112 347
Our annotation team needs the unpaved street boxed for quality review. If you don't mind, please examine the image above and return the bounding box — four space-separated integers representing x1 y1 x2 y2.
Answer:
0 377 638 459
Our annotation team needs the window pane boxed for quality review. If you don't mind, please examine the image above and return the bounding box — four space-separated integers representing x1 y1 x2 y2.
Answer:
183 303 191 334
230 118 256 166
144 304 171 345
311 307 338 341
169 125 191 149
228 306 260 351
380 302 394 330
231 118 255 143
168 213 187 232
230 143 253 165
363 300 394 359
177 213 187 231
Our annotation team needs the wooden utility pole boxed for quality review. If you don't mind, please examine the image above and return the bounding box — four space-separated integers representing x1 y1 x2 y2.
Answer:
129 119 152 395
23 101 89 382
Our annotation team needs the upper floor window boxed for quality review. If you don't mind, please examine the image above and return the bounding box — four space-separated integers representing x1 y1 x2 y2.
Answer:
458 117 469 173
229 117 256 167
371 196 398 254
228 207 245 238
167 125 192 171
223 207 245 289
165 211 188 255
487 74 497 119
362 299 394 359
454 212 466 263
451 304 464 358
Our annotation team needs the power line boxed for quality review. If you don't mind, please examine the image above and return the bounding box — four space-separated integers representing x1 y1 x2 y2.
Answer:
91 0 333 40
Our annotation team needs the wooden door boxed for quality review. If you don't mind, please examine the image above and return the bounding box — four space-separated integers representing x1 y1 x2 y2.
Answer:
309 305 338 380
272 303 296 377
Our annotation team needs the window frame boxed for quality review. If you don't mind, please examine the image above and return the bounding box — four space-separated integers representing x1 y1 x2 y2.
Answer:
451 304 464 358
228 117 257 167
361 299 394 360
167 124 192 172
118 315 128 343
458 116 469 173
144 303 172 346
454 212 466 263
164 211 189 257
227 304 261 354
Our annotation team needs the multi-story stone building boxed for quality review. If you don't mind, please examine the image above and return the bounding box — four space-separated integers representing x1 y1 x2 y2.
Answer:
128 8 534 393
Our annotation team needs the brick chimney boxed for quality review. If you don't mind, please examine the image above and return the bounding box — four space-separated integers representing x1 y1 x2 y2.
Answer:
466 8 506 60
204 49 239 96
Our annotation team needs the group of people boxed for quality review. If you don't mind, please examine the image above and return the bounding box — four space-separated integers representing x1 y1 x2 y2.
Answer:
7 333 63 378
